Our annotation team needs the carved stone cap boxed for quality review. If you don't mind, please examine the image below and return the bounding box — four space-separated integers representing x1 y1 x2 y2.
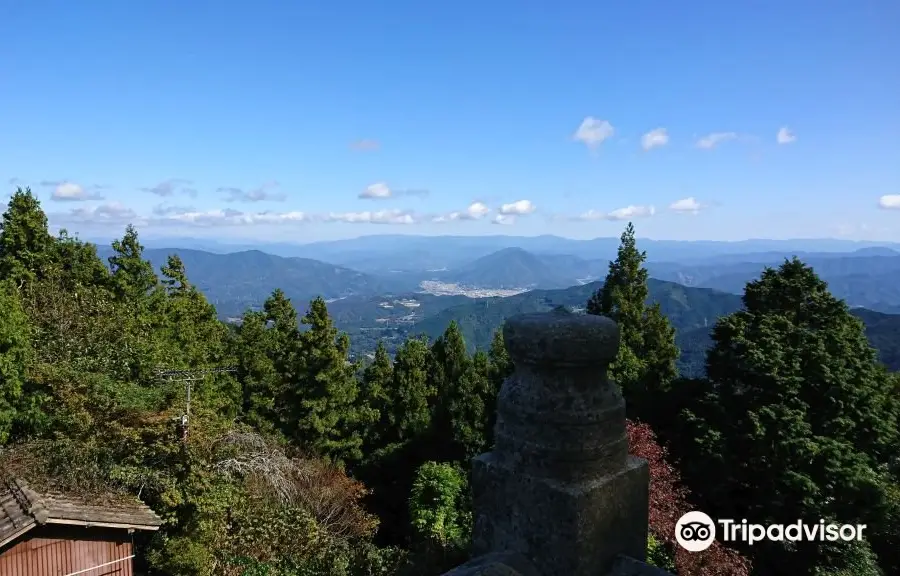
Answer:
503 307 619 368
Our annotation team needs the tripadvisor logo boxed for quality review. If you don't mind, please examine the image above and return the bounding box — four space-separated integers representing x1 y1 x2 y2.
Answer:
675 511 867 552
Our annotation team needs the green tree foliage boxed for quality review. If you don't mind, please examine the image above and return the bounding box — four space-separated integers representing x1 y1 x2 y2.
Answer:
387 336 434 444
586 222 678 422
0 188 55 286
360 341 393 448
235 309 284 435
0 281 29 443
483 328 512 448
681 258 899 575
291 297 372 465
429 321 474 462
107 224 159 303
407 461 472 573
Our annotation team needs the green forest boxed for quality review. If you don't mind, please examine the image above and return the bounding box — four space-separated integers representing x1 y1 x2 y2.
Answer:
0 187 898 576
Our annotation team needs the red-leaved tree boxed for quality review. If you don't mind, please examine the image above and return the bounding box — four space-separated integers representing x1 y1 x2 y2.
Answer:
627 420 752 576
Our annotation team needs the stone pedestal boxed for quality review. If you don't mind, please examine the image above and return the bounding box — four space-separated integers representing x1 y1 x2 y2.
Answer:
470 308 650 576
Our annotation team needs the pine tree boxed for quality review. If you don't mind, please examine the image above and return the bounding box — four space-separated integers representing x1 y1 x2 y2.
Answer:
234 310 282 434
586 222 678 422
108 225 158 303
0 188 55 286
388 335 435 445
690 258 898 574
485 328 513 448
361 341 393 447
292 297 369 465
429 321 474 462
52 230 110 290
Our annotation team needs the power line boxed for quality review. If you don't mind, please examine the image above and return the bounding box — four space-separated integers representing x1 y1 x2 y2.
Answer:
154 366 236 442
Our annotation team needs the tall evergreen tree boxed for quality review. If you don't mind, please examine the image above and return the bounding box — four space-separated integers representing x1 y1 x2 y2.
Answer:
586 222 678 422
234 309 282 434
292 297 371 465
389 336 435 444
688 258 899 575
484 328 513 448
429 321 474 462
0 188 55 286
107 225 158 303
360 340 393 447
52 230 110 290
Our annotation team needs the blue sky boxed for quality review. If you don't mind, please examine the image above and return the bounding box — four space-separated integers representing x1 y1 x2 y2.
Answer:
2 0 898 243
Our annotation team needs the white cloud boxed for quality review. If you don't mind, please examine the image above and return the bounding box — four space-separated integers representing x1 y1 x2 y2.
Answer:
641 128 669 151
776 127 796 145
50 181 104 202
221 181 286 202
433 202 491 222
326 209 417 225
359 182 392 199
573 205 656 221
669 197 703 214
696 132 737 149
573 117 615 149
358 182 428 200
499 200 536 216
157 207 311 226
492 214 515 225
606 205 656 220
879 195 900 209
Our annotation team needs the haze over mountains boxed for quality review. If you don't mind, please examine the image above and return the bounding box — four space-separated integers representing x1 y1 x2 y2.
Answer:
91 234 900 376
103 235 900 316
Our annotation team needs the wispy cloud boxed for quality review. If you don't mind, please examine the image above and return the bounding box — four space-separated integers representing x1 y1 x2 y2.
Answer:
696 132 738 149
573 205 656 221
326 209 417 225
141 178 195 197
641 128 669 151
879 195 900 210
221 181 286 202
54 202 140 225
433 202 491 222
152 204 196 216
358 182 429 200
350 139 380 151
154 207 311 226
492 214 516 225
573 117 615 149
776 127 797 145
669 197 705 214
498 200 536 216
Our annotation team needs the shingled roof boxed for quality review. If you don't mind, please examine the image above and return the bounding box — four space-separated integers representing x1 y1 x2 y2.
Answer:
0 476 163 549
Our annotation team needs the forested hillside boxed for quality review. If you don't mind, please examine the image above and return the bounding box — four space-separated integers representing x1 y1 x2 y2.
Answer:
1 189 898 576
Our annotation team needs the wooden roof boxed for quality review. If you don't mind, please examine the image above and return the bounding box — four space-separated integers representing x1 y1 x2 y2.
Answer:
0 477 163 549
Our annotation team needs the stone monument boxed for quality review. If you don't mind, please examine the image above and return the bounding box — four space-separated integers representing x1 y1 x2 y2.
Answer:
460 307 652 576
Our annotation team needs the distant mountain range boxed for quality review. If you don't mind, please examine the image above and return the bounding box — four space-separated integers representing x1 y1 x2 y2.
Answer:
86 239 900 375
98 242 900 315
95 246 419 317
115 234 900 271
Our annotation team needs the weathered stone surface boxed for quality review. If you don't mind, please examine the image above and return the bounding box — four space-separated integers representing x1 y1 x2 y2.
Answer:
442 552 542 576
469 309 651 576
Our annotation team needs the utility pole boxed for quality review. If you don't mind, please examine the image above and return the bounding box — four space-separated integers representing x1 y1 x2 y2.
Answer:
154 367 236 442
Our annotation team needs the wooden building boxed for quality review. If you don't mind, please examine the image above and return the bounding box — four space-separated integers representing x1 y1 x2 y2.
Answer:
0 477 163 576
